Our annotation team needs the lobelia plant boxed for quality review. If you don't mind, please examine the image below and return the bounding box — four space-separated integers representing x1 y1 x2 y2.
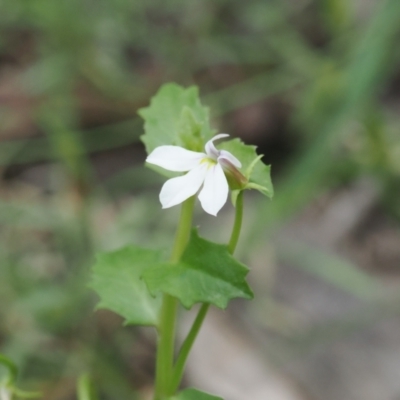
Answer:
90 83 273 400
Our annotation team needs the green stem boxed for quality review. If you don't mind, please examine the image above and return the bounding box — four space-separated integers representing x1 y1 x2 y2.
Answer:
169 191 245 393
154 295 178 399
154 196 196 400
169 196 196 264
228 191 244 255
169 303 210 393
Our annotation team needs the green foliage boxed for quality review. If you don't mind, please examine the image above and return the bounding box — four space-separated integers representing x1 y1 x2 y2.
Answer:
90 229 252 323
90 246 163 326
177 107 207 153
143 230 253 309
169 388 223 400
139 83 214 154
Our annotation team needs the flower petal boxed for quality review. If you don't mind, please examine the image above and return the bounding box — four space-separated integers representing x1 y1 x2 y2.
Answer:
204 133 230 159
159 164 208 209
219 150 242 168
146 146 205 172
198 163 229 216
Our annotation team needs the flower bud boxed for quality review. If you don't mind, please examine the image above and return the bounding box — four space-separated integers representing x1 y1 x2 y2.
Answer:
219 157 248 190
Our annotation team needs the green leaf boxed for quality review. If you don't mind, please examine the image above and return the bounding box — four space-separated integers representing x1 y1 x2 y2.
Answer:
143 230 253 309
177 106 204 152
168 388 223 400
219 138 274 198
90 246 162 326
139 83 214 154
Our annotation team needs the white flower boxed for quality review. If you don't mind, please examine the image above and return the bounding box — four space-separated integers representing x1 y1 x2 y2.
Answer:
146 134 242 216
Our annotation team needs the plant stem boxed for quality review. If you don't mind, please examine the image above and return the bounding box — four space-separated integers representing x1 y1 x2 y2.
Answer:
154 196 196 400
228 191 244 255
169 303 209 393
170 191 245 393
169 196 196 264
154 295 178 399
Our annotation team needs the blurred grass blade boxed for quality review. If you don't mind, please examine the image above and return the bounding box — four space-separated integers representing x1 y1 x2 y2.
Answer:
0 354 17 386
77 374 98 400
0 201 59 229
0 356 40 399
276 240 381 300
11 388 41 399
0 119 140 167
204 71 301 116
246 0 400 246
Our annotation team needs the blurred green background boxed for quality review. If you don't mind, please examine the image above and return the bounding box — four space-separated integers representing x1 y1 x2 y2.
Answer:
1 0 400 399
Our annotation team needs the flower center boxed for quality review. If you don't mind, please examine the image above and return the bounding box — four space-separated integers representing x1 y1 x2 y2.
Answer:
201 157 217 168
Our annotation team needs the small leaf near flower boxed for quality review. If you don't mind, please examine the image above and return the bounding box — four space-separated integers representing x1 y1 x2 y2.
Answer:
177 106 205 152
142 229 253 309
139 83 214 154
